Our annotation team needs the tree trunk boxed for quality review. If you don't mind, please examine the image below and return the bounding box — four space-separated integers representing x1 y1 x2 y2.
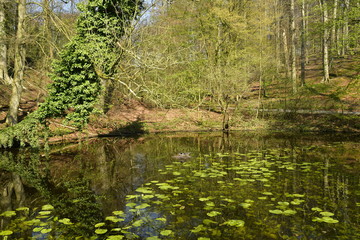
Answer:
6 0 26 126
0 0 10 84
290 0 297 92
300 0 306 86
282 29 290 78
43 0 53 66
341 0 350 56
320 0 330 83
331 0 338 55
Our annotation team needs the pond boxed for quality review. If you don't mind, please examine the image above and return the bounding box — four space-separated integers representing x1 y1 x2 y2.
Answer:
0 131 359 239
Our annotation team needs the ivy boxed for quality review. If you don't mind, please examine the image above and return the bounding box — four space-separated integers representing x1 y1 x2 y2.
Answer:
0 0 143 148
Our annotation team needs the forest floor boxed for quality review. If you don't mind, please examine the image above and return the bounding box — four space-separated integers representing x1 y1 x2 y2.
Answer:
0 54 359 143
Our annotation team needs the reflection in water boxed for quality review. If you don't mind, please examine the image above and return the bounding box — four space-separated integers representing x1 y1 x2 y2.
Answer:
0 132 359 239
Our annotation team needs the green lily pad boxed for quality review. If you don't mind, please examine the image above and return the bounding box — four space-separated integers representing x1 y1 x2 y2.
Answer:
95 229 108 234
207 211 221 217
160 230 172 236
0 230 13 236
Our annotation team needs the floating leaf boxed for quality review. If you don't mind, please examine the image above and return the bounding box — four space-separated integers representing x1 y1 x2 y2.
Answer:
1 211 16 217
203 219 217 225
95 229 108 234
160 230 172 236
156 218 167 222
277 202 289 206
311 207 322 212
320 212 334 217
240 203 251 209
42 205 54 211
269 209 283 214
146 237 160 240
198 238 211 240
106 216 124 223
293 194 305 198
0 230 13 236
313 217 339 224
136 203 150 209
111 228 122 232
33 227 43 232
191 224 207 233
207 211 221 217
135 187 153 194
106 235 124 240
283 210 297 216
126 195 139 200
38 211 51 216
222 219 245 227
126 203 137 208
41 228 52 234
199 197 211 202
321 217 339 224
113 211 125 216
59 218 73 225
132 220 144 227
95 223 105 228
16 207 29 211
291 199 304 205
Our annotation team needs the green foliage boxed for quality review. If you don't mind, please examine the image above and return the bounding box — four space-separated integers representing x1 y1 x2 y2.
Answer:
0 0 143 148
0 112 44 148
37 39 101 127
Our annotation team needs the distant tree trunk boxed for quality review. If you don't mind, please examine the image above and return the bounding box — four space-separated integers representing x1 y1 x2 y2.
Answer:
300 0 306 86
341 0 350 56
274 0 281 74
43 0 53 66
320 0 330 83
331 0 338 56
0 0 10 84
6 0 26 126
282 29 290 77
290 0 297 92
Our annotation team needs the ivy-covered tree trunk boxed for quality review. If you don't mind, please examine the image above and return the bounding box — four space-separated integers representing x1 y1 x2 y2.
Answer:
6 0 26 126
0 0 10 85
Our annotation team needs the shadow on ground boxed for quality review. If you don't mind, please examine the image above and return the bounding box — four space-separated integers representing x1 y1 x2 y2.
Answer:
100 118 148 138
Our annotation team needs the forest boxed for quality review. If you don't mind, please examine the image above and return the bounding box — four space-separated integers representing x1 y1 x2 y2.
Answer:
0 1 360 239
0 0 359 147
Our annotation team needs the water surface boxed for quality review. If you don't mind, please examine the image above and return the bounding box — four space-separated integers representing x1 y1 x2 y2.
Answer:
0 131 359 239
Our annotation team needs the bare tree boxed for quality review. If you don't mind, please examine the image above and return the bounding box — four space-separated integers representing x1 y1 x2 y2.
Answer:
0 0 10 84
6 0 26 126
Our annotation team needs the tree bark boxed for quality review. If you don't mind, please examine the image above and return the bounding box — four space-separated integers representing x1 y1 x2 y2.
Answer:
300 0 306 86
282 29 290 78
320 0 330 83
6 0 26 126
331 0 338 55
290 0 297 92
341 0 350 56
43 0 53 66
0 0 10 84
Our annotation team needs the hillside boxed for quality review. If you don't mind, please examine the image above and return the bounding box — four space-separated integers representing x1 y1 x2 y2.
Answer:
0 55 359 138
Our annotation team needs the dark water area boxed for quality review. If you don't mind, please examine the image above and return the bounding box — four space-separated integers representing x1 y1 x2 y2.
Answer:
0 131 359 239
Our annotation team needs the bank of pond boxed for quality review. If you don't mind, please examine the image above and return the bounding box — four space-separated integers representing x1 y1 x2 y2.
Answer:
0 131 359 239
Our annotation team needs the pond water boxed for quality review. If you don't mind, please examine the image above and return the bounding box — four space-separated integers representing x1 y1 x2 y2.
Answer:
0 131 359 239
